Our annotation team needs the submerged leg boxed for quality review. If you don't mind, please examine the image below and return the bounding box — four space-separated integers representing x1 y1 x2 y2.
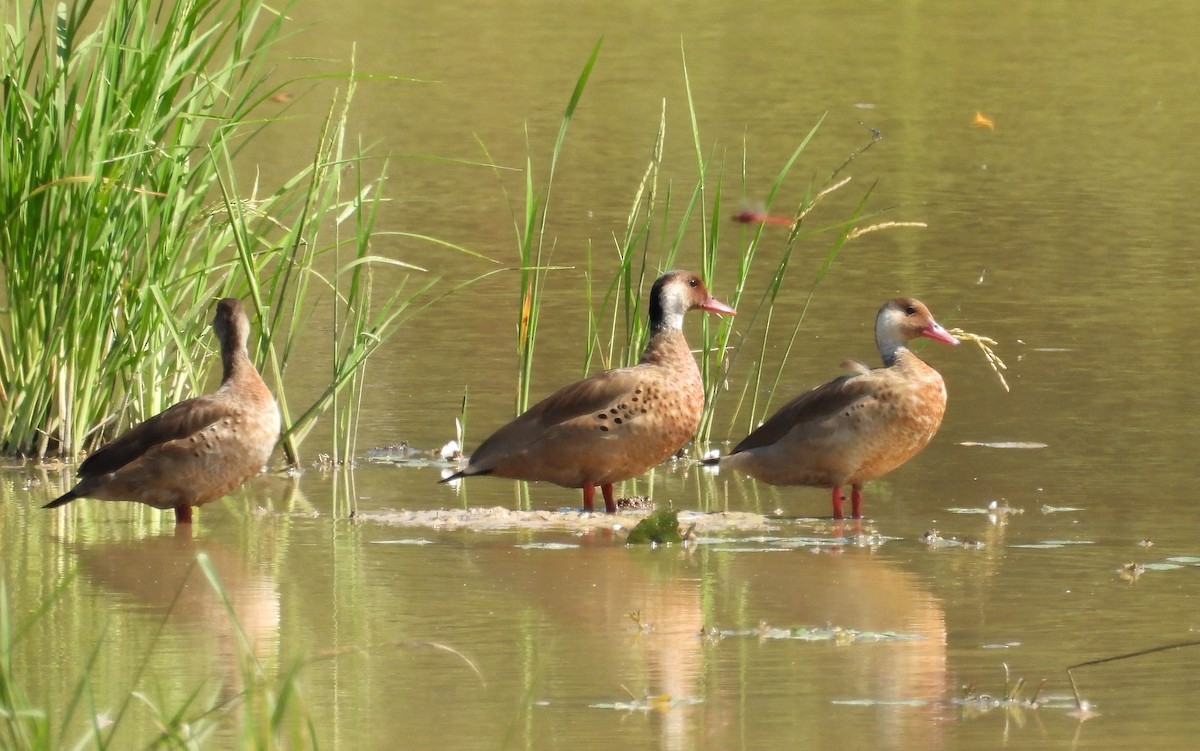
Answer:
583 482 596 513
850 485 864 519
831 486 845 520
601 484 616 514
175 504 193 524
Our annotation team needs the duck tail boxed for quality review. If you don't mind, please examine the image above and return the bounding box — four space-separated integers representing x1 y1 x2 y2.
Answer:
43 490 78 509
438 467 489 484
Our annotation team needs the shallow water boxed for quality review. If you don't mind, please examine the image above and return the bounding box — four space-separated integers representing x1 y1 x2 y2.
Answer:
8 0 1200 748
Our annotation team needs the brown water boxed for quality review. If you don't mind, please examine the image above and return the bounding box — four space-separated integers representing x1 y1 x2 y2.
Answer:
7 0 1200 748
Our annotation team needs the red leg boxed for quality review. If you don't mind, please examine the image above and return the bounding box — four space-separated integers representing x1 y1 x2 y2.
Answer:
850 485 864 519
175 504 193 524
602 484 616 514
831 487 844 520
582 482 596 512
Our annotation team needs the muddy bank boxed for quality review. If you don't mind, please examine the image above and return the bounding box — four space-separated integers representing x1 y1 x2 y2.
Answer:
358 506 776 534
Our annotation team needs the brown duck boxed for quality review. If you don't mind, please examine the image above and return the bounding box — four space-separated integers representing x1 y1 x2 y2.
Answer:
44 298 281 523
443 270 736 513
705 298 958 519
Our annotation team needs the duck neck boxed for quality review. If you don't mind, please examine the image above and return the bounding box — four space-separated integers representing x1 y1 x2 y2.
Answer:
641 292 692 365
647 290 685 338
221 341 255 384
639 327 695 368
877 328 910 367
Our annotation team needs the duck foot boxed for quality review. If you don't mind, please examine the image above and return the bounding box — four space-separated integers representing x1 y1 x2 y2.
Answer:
582 483 618 513
831 486 865 520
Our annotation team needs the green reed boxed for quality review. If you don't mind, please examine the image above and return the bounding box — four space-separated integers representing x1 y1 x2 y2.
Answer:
542 45 925 458
499 39 602 415
0 0 443 463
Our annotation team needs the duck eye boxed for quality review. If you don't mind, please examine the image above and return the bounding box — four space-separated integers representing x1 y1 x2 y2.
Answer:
904 305 917 316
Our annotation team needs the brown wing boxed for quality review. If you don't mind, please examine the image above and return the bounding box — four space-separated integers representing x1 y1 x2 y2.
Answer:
474 367 642 449
77 395 232 477
731 372 879 453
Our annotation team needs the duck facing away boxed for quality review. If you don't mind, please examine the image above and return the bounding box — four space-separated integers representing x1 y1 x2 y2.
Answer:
704 298 958 519
45 298 281 523
443 270 736 513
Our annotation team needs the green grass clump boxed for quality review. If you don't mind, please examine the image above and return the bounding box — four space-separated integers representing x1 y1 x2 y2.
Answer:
627 509 683 545
0 0 442 463
504 41 925 456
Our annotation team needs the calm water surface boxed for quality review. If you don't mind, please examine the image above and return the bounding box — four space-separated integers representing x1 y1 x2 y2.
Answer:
7 0 1200 748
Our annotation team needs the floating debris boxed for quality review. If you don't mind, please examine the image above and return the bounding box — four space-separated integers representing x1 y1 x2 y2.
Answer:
365 442 463 469
958 440 1047 449
701 530 897 553
707 621 923 644
1063 639 1200 718
832 698 929 707
365 443 417 462
1135 556 1200 573
1141 562 1182 571
628 611 653 633
1118 562 1145 582
617 495 654 511
368 538 434 546
1166 555 1200 564
1039 504 1084 514
1010 540 1095 549
958 664 1052 719
921 530 981 549
439 440 462 461
515 542 579 551
588 694 704 712
972 111 996 130
947 500 1023 517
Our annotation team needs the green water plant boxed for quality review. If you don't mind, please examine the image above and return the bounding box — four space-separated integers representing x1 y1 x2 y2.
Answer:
626 508 683 545
584 49 925 447
0 0 444 463
488 40 602 415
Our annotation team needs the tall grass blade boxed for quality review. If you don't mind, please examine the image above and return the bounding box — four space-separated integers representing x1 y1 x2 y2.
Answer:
1 0 456 465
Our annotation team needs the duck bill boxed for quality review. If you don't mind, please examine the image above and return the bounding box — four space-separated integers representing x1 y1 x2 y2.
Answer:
923 322 959 346
700 296 737 316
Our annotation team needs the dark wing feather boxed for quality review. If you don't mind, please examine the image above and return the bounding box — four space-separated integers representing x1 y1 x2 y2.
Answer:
731 373 878 453
77 395 231 477
521 368 642 426
465 368 643 463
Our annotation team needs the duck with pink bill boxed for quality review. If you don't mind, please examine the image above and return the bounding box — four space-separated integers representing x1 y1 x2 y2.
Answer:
704 297 958 519
443 270 736 513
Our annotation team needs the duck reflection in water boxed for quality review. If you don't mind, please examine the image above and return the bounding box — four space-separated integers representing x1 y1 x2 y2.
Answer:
71 524 280 708
469 526 948 750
